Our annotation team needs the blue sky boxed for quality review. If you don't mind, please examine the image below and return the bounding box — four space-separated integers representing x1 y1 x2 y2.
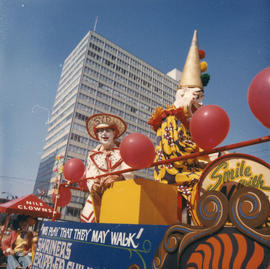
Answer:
0 0 269 197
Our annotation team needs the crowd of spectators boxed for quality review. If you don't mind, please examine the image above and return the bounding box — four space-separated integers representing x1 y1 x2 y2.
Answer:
0 215 39 269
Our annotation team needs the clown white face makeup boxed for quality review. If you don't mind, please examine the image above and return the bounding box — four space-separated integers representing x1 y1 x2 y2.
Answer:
174 87 204 117
97 128 116 150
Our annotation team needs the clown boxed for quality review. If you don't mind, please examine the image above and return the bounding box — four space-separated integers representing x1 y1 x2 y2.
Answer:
80 113 133 223
148 30 210 224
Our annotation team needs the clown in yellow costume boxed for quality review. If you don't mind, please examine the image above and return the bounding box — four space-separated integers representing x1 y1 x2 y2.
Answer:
148 30 210 225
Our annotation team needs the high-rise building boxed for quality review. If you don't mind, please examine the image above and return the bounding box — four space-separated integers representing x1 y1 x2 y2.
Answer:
33 30 179 221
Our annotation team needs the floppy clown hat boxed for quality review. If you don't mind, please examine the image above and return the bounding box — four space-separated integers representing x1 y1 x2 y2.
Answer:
86 113 127 141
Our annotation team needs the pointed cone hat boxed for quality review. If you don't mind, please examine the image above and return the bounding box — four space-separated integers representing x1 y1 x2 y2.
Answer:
178 30 203 89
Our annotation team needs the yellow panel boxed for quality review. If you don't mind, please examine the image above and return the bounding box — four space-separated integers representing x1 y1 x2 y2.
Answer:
100 178 178 225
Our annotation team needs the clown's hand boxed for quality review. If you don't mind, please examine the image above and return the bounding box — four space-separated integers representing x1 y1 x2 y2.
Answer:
101 175 124 192
91 179 102 197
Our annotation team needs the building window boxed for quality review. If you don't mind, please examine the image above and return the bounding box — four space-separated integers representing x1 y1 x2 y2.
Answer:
125 113 137 122
80 84 96 96
90 35 105 46
100 74 114 85
65 206 81 217
82 75 98 87
95 100 110 111
110 107 124 117
68 144 88 155
104 51 116 61
75 112 88 122
104 43 117 54
89 42 103 53
98 83 113 94
111 98 124 107
126 104 137 114
70 133 89 145
87 50 102 62
115 65 127 75
117 51 129 62
78 93 95 104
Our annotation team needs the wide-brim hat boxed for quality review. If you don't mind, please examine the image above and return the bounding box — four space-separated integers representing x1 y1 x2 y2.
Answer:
86 113 127 141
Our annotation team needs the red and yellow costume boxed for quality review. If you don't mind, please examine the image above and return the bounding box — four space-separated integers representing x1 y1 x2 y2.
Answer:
149 105 205 223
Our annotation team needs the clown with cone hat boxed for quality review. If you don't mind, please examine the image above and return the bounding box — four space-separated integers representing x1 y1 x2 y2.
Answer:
148 30 210 225
174 30 207 118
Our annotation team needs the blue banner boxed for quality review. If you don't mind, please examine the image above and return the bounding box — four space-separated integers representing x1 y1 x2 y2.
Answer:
32 221 169 269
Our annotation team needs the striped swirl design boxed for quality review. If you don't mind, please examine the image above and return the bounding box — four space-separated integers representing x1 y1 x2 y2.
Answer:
229 187 270 247
184 231 269 269
197 191 228 228
229 187 269 228
151 187 270 269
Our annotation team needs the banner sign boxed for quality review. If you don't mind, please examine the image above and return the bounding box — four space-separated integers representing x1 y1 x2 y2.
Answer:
200 153 270 199
32 221 169 269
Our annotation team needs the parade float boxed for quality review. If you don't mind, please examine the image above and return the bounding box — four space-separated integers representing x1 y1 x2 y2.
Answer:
28 31 270 268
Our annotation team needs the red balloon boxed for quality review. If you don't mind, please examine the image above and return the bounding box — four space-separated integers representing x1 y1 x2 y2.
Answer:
248 67 270 128
190 105 230 150
63 158 85 182
120 133 156 169
52 185 72 207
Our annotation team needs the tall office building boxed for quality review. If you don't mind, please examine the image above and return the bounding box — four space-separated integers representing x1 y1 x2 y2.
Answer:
33 30 179 221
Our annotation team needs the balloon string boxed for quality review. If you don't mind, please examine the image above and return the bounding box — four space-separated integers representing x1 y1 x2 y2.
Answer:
62 135 270 191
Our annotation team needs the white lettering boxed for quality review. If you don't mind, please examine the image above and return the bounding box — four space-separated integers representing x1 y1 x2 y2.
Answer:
60 228 73 239
110 232 139 248
73 229 91 241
